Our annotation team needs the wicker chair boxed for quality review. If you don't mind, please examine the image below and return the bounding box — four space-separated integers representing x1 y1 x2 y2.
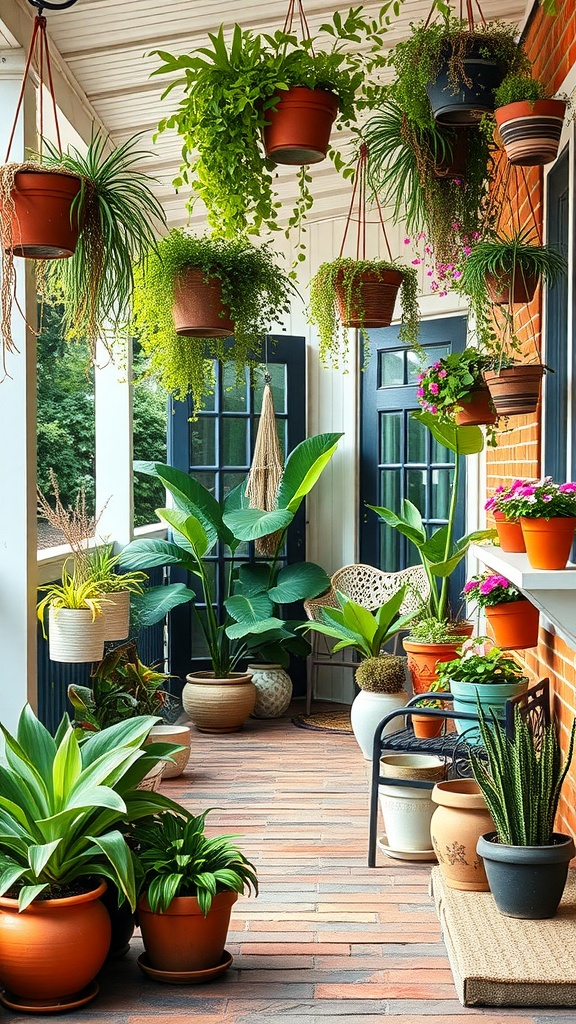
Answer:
303 564 431 716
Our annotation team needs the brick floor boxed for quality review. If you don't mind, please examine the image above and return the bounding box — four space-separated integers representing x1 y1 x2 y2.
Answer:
78 705 568 1022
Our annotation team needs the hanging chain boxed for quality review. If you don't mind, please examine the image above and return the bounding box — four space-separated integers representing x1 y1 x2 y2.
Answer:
5 13 63 162
339 143 393 262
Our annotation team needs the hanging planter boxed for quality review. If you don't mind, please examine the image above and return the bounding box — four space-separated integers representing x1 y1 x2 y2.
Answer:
335 267 405 329
485 269 538 305
483 364 545 417
263 87 339 164
172 268 234 338
433 126 469 178
427 52 503 125
2 168 82 259
47 606 106 664
454 385 497 427
493 76 566 167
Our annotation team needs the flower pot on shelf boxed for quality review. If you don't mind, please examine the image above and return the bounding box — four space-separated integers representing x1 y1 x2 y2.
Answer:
493 510 525 552
379 754 445 855
476 831 575 919
426 57 502 125
520 516 576 570
495 99 566 166
483 364 545 416
147 724 191 779
350 689 409 760
138 889 237 973
102 589 130 641
450 676 528 736
485 599 540 650
263 86 339 165
172 267 234 338
454 385 497 427
183 671 256 733
247 663 292 719
412 713 445 739
2 169 82 259
431 779 494 891
335 267 404 329
47 605 106 664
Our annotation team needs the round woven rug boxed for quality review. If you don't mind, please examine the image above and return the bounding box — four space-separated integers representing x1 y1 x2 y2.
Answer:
292 703 352 734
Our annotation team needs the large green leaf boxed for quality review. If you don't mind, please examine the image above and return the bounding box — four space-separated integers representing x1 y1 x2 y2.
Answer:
80 716 160 767
367 503 427 549
90 830 137 910
276 433 342 513
16 707 56 784
339 597 377 645
28 839 61 877
224 593 274 624
268 562 330 604
411 411 484 455
236 563 271 596
226 617 285 639
131 584 197 627
52 728 82 807
119 538 197 574
223 507 293 541
155 464 231 547
156 508 209 558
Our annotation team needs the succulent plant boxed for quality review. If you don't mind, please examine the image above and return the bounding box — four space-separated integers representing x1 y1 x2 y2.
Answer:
355 655 407 694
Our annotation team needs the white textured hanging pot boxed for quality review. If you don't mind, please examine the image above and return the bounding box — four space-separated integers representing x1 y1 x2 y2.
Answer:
48 605 106 663
102 590 130 641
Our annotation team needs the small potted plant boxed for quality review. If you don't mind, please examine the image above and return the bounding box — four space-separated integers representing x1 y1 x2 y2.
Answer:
84 543 147 641
411 678 450 739
37 565 108 664
484 481 529 551
501 477 576 569
309 256 420 368
416 348 497 431
493 74 567 166
473 704 576 919
463 573 540 650
131 230 293 410
436 637 528 734
132 810 258 980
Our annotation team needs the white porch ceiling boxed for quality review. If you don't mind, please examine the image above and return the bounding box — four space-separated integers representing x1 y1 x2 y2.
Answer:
2 0 530 228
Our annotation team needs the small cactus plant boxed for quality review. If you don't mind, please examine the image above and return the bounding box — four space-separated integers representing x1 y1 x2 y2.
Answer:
355 655 407 694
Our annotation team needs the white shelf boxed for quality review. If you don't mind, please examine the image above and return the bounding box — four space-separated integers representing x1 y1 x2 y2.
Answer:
470 544 576 652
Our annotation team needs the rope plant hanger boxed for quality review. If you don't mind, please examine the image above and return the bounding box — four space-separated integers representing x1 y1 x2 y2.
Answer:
245 358 285 557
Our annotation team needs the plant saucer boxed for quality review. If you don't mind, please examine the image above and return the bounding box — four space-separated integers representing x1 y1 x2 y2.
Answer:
0 980 99 1013
377 833 437 862
137 949 233 985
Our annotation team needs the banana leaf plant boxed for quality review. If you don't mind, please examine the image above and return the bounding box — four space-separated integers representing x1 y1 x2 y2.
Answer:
119 433 342 676
368 414 496 623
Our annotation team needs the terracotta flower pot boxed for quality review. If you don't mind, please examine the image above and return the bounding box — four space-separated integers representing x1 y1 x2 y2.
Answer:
263 86 339 165
335 268 404 329
485 268 539 305
0 881 110 1004
495 99 566 166
412 713 445 739
433 127 469 179
183 671 256 733
138 890 237 972
172 268 234 338
431 779 494 891
520 516 576 570
485 599 540 650
493 510 526 552
2 169 82 259
483 364 545 417
403 628 473 694
454 385 497 427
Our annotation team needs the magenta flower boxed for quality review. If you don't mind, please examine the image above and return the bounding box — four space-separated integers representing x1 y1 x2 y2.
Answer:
412 259 421 265
438 369 447 378
417 387 425 397
429 405 437 415
463 580 478 594
559 482 576 493
542 493 553 502
485 497 496 511
453 270 462 279
430 281 439 291
404 237 410 245
417 373 424 383
429 382 439 395
517 485 536 497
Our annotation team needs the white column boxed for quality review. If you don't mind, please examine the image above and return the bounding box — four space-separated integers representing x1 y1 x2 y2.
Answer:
94 338 134 547
0 51 38 729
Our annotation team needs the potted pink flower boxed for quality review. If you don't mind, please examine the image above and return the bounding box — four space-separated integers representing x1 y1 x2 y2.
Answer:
416 348 497 436
502 477 576 570
484 479 533 552
463 573 539 650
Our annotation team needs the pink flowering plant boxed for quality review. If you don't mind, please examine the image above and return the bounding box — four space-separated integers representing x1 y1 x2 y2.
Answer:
416 348 492 421
436 638 528 688
501 478 576 520
484 480 535 517
463 573 523 609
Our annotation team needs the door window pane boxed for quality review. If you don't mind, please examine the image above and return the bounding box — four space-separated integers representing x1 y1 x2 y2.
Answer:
380 468 400 510
222 364 248 411
254 363 287 414
431 468 453 520
378 349 404 388
222 418 248 467
407 415 427 464
431 434 453 464
380 525 401 572
406 468 426 515
190 417 216 467
379 412 402 465
191 470 216 495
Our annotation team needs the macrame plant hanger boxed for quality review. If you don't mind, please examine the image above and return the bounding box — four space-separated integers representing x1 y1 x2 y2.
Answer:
245 341 285 557
423 0 486 32
339 143 393 265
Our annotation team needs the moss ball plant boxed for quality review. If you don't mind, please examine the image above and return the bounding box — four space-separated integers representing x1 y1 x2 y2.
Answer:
131 230 293 410
355 655 407 694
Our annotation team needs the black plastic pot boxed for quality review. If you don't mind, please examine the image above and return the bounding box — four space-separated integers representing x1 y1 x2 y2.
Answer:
101 882 136 959
427 58 502 125
477 831 575 919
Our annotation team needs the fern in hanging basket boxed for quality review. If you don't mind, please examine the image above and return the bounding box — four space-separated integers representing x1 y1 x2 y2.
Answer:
308 258 420 368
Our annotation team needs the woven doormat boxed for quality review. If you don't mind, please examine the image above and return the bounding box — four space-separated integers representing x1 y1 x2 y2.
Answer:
292 703 352 734
431 866 576 1006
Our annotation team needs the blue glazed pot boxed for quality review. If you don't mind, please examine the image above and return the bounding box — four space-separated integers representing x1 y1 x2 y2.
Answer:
450 677 528 738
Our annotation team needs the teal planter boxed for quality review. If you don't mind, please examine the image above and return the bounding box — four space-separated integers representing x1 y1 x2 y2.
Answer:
450 678 528 739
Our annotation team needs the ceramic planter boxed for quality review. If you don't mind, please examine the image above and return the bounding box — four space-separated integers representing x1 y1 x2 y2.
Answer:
0 881 109 1008
2 169 82 259
485 269 538 305
263 86 338 165
102 589 130 641
450 676 528 736
485 600 540 650
454 385 497 427
520 516 576 570
148 724 191 778
477 831 575 918
426 57 502 125
136 760 165 792
138 890 237 972
172 267 234 338
48 605 106 664
403 631 472 694
101 882 135 960
350 689 409 760
493 510 525 552
247 663 292 719
495 99 566 166
335 268 404 329
412 713 445 739
431 779 494 891
483 365 545 417
183 671 256 733
379 754 445 854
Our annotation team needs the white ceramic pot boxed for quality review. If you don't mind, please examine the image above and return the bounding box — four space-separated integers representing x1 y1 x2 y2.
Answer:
136 759 165 792
350 689 409 760
148 724 191 779
102 590 130 641
378 754 446 854
48 605 106 663
247 664 292 719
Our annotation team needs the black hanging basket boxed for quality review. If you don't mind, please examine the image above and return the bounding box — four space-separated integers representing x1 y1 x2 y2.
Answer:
427 55 503 125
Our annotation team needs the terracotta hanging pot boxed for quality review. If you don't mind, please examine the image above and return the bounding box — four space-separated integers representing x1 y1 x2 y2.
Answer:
403 627 473 694
433 128 469 179
493 510 525 553
335 268 404 329
0 881 110 1007
485 268 539 305
431 779 494 891
427 56 502 125
172 268 234 338
412 713 445 739
182 671 256 732
454 385 497 427
2 169 83 259
483 364 545 417
495 99 566 167
263 86 339 165
485 599 540 650
138 890 237 972
520 517 576 570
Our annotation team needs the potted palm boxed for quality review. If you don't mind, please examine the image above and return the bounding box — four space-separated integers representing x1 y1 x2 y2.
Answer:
131 230 293 410
132 810 258 980
463 573 540 650
436 638 528 736
493 74 567 166
473 704 576 919
301 588 418 758
501 476 576 569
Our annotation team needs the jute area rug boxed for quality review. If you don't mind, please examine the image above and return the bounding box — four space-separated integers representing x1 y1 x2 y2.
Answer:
292 701 352 734
431 866 576 1007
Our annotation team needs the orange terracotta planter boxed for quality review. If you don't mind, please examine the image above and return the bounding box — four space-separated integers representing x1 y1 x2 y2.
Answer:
403 630 472 695
431 780 494 891
520 517 576 570
138 890 237 972
485 269 538 305
172 268 234 338
263 87 339 165
2 169 83 259
0 880 110 1003
493 510 525 552
412 714 445 739
483 365 545 417
454 386 497 427
485 599 540 650
335 268 404 329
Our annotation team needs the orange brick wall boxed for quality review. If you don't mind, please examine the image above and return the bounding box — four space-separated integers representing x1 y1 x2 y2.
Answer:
485 0 576 837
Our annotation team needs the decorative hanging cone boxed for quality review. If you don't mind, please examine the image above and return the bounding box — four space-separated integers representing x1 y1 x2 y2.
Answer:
246 376 284 556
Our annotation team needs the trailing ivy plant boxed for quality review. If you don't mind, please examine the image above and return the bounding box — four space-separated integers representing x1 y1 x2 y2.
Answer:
131 230 294 410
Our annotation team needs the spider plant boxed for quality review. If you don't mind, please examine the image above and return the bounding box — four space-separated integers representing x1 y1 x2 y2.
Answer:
84 543 147 595
36 565 107 637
